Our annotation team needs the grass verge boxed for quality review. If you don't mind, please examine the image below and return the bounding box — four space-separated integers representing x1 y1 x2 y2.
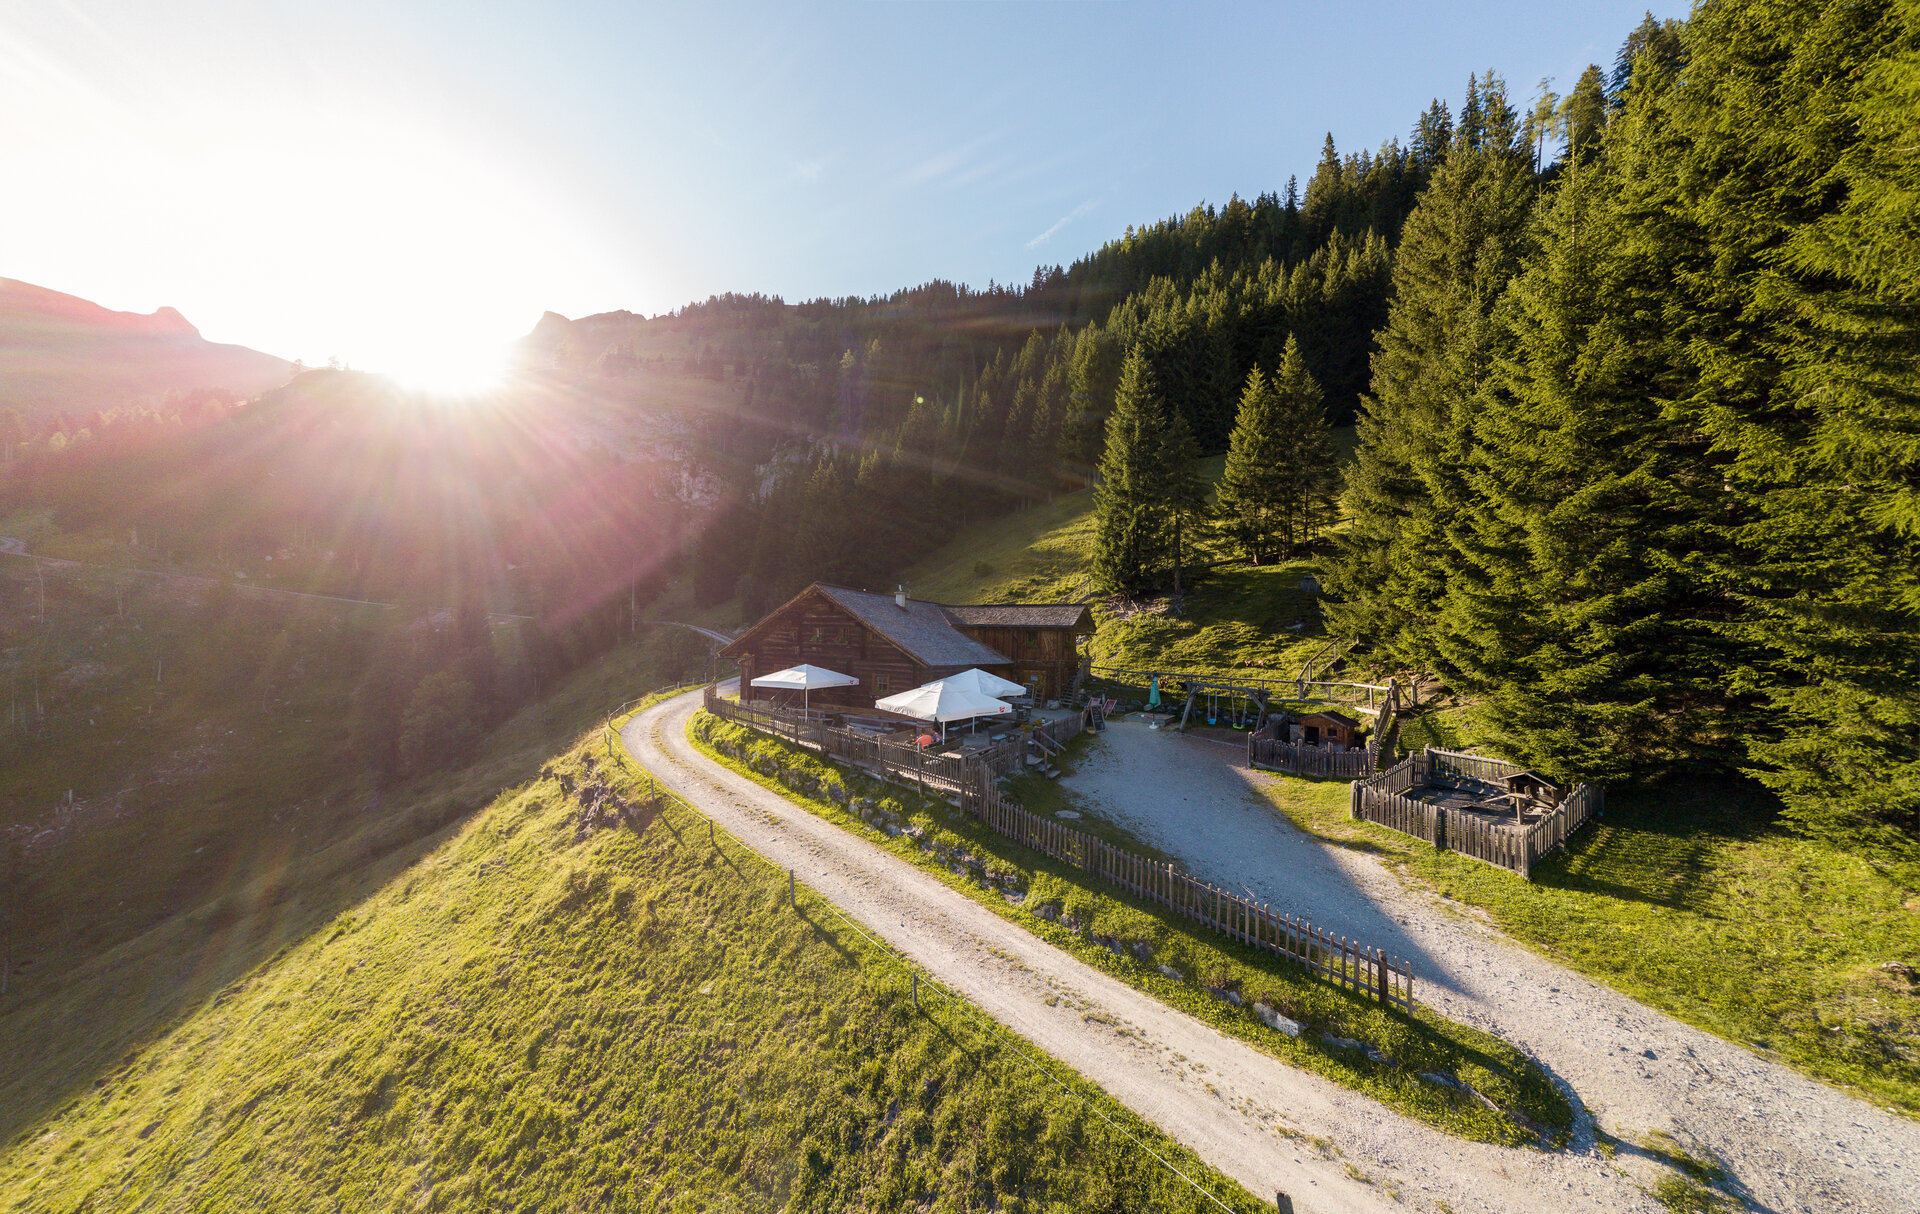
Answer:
2 734 1265 1214
1256 770 1920 1116
684 711 1575 1147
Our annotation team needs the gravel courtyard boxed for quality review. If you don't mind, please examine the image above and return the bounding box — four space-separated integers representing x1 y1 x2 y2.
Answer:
1060 715 1919 1214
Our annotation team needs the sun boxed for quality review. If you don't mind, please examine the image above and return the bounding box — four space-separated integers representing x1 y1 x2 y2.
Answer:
377 331 515 397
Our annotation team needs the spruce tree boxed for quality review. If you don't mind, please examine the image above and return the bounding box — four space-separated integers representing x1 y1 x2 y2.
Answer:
1092 348 1175 597
1666 0 1920 849
1269 336 1340 546
1215 367 1288 564
1560 65 1609 164
1324 74 1539 674
1217 336 1339 565
1160 405 1209 595
1460 135 1734 782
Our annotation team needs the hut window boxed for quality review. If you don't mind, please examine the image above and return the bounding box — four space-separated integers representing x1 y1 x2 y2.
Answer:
873 674 891 693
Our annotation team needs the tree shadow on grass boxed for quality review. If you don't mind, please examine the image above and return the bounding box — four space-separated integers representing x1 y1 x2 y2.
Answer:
1535 775 1777 916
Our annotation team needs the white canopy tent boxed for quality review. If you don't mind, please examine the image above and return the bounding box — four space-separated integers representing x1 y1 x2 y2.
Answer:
874 680 1012 741
939 667 1030 699
749 663 861 715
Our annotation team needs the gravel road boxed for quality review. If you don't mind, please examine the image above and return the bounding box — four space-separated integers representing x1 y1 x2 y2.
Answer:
627 688 1680 1213
1061 715 1920 1214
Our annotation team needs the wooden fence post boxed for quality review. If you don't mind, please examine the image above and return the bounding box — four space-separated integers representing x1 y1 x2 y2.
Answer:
1349 780 1362 819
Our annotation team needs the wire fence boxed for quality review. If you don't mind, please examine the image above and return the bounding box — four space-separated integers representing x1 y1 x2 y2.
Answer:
601 691 1251 1214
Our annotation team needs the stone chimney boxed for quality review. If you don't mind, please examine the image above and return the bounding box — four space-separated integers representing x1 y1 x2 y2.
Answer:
895 585 908 609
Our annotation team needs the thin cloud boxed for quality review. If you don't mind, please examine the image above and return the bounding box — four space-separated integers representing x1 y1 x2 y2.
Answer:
896 132 997 188
1026 199 1099 249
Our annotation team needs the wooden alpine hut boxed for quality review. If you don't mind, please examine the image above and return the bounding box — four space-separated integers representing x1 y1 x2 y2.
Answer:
722 583 1094 709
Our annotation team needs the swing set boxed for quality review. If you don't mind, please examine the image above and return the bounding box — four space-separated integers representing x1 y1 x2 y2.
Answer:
1177 679 1271 733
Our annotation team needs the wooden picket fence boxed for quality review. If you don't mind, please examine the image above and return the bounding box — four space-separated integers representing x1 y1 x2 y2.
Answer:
705 685 1415 1011
963 775 1414 1011
1352 748 1604 879
1248 734 1375 778
1346 781 1442 845
1526 783 1603 864
1246 677 1406 779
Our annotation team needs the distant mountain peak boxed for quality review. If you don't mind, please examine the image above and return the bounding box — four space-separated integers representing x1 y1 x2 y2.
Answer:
147 305 199 337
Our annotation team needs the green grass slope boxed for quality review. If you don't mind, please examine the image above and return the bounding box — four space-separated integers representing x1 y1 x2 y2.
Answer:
898 455 1347 691
1263 768 1920 1116
0 615 702 1148
689 712 1575 1146
2 715 1264 1213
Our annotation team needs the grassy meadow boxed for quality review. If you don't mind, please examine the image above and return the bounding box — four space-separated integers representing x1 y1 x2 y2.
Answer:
1257 747 1920 1116
2 729 1265 1214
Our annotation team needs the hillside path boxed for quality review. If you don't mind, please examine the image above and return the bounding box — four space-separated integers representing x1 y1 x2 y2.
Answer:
627 688 1662 1214
1062 717 1920 1214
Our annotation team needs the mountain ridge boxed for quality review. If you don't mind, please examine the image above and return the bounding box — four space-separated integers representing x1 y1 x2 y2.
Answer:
0 277 293 419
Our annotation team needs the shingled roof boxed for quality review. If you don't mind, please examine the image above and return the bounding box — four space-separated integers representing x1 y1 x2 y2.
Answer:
940 603 1094 630
810 586 1012 668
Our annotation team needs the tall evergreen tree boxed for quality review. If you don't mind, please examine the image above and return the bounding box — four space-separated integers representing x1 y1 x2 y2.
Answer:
1665 0 1920 850
1160 405 1209 595
1560 64 1609 164
1457 131 1735 782
1216 335 1339 565
1325 74 1540 672
1269 337 1341 546
1092 349 1176 596
1216 367 1289 565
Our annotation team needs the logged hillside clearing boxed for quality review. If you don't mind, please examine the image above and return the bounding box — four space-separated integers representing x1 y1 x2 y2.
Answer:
0 707 1264 1213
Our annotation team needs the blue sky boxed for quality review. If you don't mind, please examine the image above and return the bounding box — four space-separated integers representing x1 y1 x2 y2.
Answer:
0 1 1675 380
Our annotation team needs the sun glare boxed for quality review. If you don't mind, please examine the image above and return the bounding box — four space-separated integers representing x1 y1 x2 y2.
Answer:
378 333 515 397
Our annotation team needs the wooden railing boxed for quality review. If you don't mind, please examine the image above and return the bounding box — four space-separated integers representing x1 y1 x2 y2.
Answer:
1352 747 1604 880
1523 783 1604 870
704 686 1415 1011
704 688 1091 797
704 690 973 794
1424 746 1522 786
1245 676 1403 778
1248 735 1375 778
963 775 1414 1012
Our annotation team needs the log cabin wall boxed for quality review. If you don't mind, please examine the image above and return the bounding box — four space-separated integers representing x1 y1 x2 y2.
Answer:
954 626 1080 703
733 595 931 706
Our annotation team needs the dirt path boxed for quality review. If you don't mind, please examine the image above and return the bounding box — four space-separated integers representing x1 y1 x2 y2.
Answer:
627 688 1669 1214
1061 716 1920 1214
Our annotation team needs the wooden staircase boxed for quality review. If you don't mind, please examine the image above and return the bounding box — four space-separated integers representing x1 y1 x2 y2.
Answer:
1026 728 1065 778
